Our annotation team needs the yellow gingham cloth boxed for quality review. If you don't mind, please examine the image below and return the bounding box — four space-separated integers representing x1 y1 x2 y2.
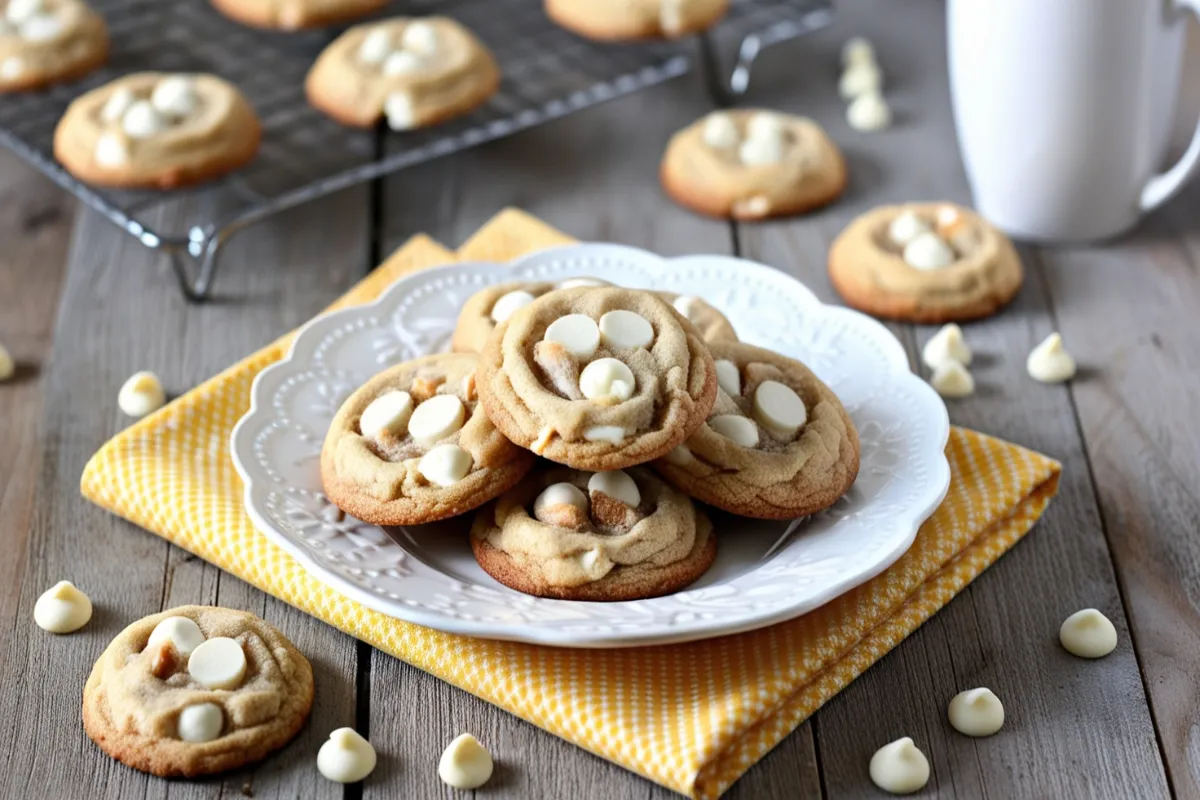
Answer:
81 209 1061 798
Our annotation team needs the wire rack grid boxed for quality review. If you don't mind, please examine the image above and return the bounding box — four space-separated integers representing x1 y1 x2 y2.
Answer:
0 0 832 300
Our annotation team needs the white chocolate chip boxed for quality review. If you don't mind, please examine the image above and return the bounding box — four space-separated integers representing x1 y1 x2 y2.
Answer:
579 358 635 403
1059 608 1117 658
746 111 786 142
358 27 391 64
544 314 600 359
122 101 167 139
888 211 930 248
738 131 784 166
317 728 377 784
701 113 739 149
94 133 128 168
930 361 975 398
752 380 806 436
187 637 247 690
438 733 493 790
869 737 929 794
922 323 972 369
177 703 223 743
733 196 771 218
671 294 697 318
847 91 892 132
384 91 416 131
1026 333 1077 383
588 470 640 507
383 50 422 77
947 688 1005 737
118 371 166 417
659 0 683 36
18 12 61 41
534 482 589 517
407 394 465 445
489 289 536 323
418 443 473 486
842 36 875 68
147 615 206 658
0 341 13 381
5 0 42 24
709 414 759 448
33 580 91 633
903 232 955 270
664 443 691 465
839 63 882 99
0 55 23 80
583 425 626 444
598 310 654 350
359 390 414 440
150 76 198 118
401 20 438 55
101 87 135 123
557 277 608 289
714 359 740 396
576 548 602 571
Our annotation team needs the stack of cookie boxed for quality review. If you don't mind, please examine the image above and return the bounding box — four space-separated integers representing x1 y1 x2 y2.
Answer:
321 281 860 602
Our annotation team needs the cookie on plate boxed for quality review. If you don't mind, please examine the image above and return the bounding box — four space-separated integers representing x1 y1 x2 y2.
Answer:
210 0 386 30
653 341 859 519
827 202 1024 323
53 72 261 189
83 606 314 777
656 291 738 343
452 277 611 354
661 109 846 220
306 17 500 131
477 286 718 471
321 352 536 526
471 465 716 600
545 0 730 40
0 0 107 93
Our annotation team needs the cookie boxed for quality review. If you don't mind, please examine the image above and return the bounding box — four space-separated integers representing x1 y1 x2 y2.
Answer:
321 352 536 526
53 72 261 189
653 341 859 519
477 287 718 471
656 291 738 343
305 17 500 131
83 606 314 777
470 465 716 600
451 278 609 354
545 0 729 40
210 0 386 30
660 109 847 220
827 202 1024 323
0 0 107 93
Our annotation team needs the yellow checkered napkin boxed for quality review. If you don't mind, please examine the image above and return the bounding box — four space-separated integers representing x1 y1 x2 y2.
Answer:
81 210 1061 798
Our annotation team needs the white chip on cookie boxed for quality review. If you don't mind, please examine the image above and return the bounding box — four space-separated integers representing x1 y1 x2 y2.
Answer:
101 86 136 123
187 636 247 690
151 76 198 118
534 482 589 516
5 0 42 24
544 313 600 360
752 380 806 436
583 425 626 444
588 470 640 508
418 443 473 486
358 27 391 64
383 50 422 77
147 615 206 658
178 703 224 743
579 358 635 403
408 394 465 444
710 414 759 448
402 20 438 55
0 55 23 80
122 100 167 139
118 370 166 417
318 728 377 784
701 112 739 149
671 294 697 318
359 390 414 440
903 232 955 270
19 12 61 42
888 210 931 248
33 580 92 634
439 733 493 790
489 289 536 323
384 91 416 131
94 133 128 168
738 131 784 166
714 359 740 396
599 310 654 350
746 111 786 142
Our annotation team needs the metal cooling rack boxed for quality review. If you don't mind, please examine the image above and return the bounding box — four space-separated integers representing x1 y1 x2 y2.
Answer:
0 0 832 300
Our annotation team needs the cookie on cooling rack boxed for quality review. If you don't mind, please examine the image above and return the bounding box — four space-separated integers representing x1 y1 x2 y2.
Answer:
545 0 730 40
53 72 261 189
653 341 859 519
0 0 107 93
210 0 387 29
471 464 716 600
83 606 314 777
321 352 536 526
305 16 500 131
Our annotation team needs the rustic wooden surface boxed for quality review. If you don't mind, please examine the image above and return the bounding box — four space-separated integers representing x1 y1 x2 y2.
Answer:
0 0 1195 797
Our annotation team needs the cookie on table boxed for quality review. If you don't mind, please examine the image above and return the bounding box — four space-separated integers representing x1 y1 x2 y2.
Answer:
661 109 846 221
828 202 1023 323
53 72 261 189
656 291 738 343
471 464 716 600
0 0 107 93
545 0 730 40
451 277 611 354
653 341 859 519
321 352 536 526
83 606 314 777
477 287 718 471
210 0 386 30
306 17 500 131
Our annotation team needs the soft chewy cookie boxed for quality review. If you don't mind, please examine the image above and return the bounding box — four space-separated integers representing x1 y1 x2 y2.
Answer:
654 341 859 519
83 606 314 777
210 0 385 30
53 72 261 189
661 109 846 220
471 465 716 600
827 202 1024 323
306 17 500 131
477 287 718 471
545 0 729 40
0 0 107 92
656 291 738 343
452 277 611 354
321 352 535 526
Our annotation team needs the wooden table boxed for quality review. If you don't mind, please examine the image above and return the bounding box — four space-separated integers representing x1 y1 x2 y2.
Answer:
2 1 1196 796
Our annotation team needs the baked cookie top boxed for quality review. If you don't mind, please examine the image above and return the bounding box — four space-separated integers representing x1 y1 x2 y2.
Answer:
321 352 535 526
477 287 718 471
545 0 730 40
304 16 499 130
82 606 314 778
661 109 846 220
470 464 715 600
827 202 1024 323
0 0 106 92
53 72 260 189
452 277 611 354
209 0 386 31
653 341 859 519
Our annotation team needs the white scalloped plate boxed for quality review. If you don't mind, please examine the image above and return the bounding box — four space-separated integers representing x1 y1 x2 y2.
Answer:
231 243 950 648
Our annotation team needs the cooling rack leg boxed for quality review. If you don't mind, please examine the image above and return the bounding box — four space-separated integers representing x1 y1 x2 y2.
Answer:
167 244 221 303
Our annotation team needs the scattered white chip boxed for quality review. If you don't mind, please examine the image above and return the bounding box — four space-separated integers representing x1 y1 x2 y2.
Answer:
841 36 875 68
534 482 589 516
738 131 784 166
930 361 975 398
187 637 247 690
579 358 635 403
947 688 1005 737
0 341 13 381
383 50 422 77
557 277 608 289
588 470 640 507
439 733 493 790
902 232 955 270
701 112 739 149
18 12 61 41
583 425 626 444
752 380 807 436
118 371 166 417
407 394 465 445
489 289 536 323
599 310 654 350
544 314 600 360
847 90 892 132
33 580 91 633
714 359 740 396
101 87 135 123
1026 333 1077 383
147 615 206 658
358 27 391 64
384 91 416 131
122 100 168 139
922 323 972 370
5 0 43 25
869 737 930 794
318 728 377 783
401 20 438 56
178 703 224 742
359 390 414 440
418 443 473 486
709 414 759 448
0 55 24 80
839 63 882 99
1060 608 1117 658
94 133 128 168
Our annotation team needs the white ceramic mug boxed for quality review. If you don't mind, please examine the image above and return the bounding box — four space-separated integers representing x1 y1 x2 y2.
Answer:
948 0 1200 241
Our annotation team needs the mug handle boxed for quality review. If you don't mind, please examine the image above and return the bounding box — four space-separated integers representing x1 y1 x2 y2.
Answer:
1142 0 1200 211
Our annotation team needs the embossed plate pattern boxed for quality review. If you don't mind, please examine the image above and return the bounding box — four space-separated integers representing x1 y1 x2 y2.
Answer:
231 244 951 647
